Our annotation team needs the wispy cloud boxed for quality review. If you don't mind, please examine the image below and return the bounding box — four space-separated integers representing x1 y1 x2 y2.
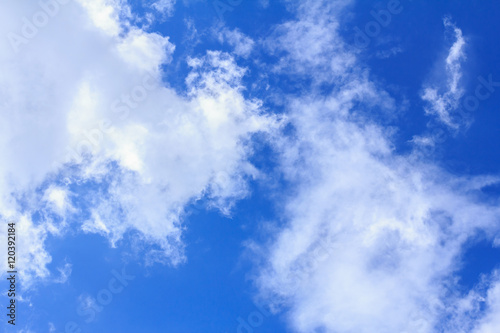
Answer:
472 273 500 333
151 0 176 17
263 0 356 82
421 17 467 129
215 27 255 58
253 4 500 333
54 262 72 284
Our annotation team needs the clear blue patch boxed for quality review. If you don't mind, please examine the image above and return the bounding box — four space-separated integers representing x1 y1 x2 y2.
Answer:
457 238 500 291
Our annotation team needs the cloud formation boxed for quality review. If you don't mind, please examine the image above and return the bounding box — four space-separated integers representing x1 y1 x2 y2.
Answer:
254 3 500 333
0 0 277 286
0 2 499 332
421 17 467 129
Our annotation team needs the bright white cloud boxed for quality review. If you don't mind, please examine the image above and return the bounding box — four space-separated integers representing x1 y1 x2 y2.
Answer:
253 3 500 333
43 186 74 217
0 0 278 286
421 17 467 129
77 0 127 36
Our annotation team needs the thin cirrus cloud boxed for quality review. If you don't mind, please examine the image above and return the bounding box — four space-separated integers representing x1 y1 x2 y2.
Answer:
421 17 467 130
252 1 500 332
0 0 278 287
151 0 176 15
215 27 255 59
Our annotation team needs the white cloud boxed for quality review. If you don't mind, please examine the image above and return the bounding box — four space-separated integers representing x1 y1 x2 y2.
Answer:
421 18 467 129
54 262 72 284
253 3 500 333
43 186 74 217
0 215 54 289
216 27 255 58
258 107 500 331
151 0 176 17
116 28 175 72
473 278 500 333
77 0 126 37
0 0 278 286
264 0 356 82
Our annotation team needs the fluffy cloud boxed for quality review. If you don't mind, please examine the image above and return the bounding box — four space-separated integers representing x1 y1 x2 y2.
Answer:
0 0 277 286
254 3 500 333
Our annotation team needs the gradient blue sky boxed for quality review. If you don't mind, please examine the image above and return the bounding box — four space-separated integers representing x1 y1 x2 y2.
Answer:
1 1 500 332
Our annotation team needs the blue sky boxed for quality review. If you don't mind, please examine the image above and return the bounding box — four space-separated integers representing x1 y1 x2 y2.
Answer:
1 0 500 332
